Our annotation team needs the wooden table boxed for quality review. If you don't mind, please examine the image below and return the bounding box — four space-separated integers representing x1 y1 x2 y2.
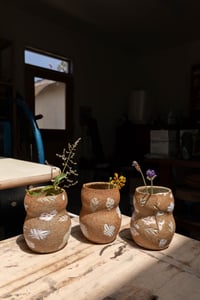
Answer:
0 215 199 300
0 157 60 189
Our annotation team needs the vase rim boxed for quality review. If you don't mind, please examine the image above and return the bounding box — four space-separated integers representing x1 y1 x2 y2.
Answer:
136 185 171 194
26 185 64 196
83 181 117 190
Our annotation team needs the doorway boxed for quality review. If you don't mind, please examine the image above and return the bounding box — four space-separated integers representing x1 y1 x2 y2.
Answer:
24 49 73 167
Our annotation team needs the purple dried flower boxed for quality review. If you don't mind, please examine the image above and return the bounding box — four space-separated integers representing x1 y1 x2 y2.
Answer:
146 169 156 179
132 161 158 194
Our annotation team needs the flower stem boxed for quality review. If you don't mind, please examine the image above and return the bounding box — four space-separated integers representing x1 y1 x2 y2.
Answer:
151 179 153 194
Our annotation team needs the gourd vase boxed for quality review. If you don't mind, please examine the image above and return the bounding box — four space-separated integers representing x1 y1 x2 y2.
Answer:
23 187 71 253
130 186 175 250
80 182 121 244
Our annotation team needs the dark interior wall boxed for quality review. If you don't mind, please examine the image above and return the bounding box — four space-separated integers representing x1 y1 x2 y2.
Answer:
1 2 200 160
0 2 130 160
129 41 200 125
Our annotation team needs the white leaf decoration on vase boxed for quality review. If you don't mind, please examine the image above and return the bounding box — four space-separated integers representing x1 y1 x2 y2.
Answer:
106 197 115 210
168 221 174 232
145 228 159 235
39 210 57 221
58 226 71 249
138 196 148 206
116 206 121 218
167 202 174 212
38 195 57 203
158 219 165 230
26 239 35 249
80 223 89 238
90 197 99 211
59 215 69 222
133 223 140 230
142 216 155 225
157 211 164 216
103 224 115 237
29 228 50 240
130 227 139 236
159 239 167 248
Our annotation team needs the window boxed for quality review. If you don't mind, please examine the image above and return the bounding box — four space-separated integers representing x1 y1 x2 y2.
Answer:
24 49 71 73
24 48 73 164
24 48 73 131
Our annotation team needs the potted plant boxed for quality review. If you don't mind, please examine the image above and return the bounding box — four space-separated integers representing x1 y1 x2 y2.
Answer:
130 161 176 250
79 173 126 244
23 138 81 253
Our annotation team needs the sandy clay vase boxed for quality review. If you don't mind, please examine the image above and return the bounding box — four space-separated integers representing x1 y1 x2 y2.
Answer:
80 182 122 244
130 186 175 250
23 187 71 253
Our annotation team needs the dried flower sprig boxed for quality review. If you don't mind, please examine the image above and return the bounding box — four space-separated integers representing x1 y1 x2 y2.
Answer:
27 138 81 196
109 172 126 190
55 137 81 189
146 169 157 194
132 161 157 194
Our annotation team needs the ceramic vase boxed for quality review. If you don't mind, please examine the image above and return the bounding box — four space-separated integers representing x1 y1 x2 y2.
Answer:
23 187 71 253
80 182 122 244
130 186 175 250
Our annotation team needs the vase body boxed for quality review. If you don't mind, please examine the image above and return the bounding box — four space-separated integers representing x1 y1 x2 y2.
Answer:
80 182 121 244
23 187 71 253
130 186 175 250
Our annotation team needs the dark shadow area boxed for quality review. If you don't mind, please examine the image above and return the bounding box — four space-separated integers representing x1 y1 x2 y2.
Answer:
0 187 26 240
70 224 90 244
16 234 34 254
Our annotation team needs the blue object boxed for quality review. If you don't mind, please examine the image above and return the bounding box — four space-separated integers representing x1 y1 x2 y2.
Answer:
15 98 45 164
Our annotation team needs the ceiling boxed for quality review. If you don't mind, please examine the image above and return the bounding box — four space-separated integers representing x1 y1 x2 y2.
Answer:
5 0 200 52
